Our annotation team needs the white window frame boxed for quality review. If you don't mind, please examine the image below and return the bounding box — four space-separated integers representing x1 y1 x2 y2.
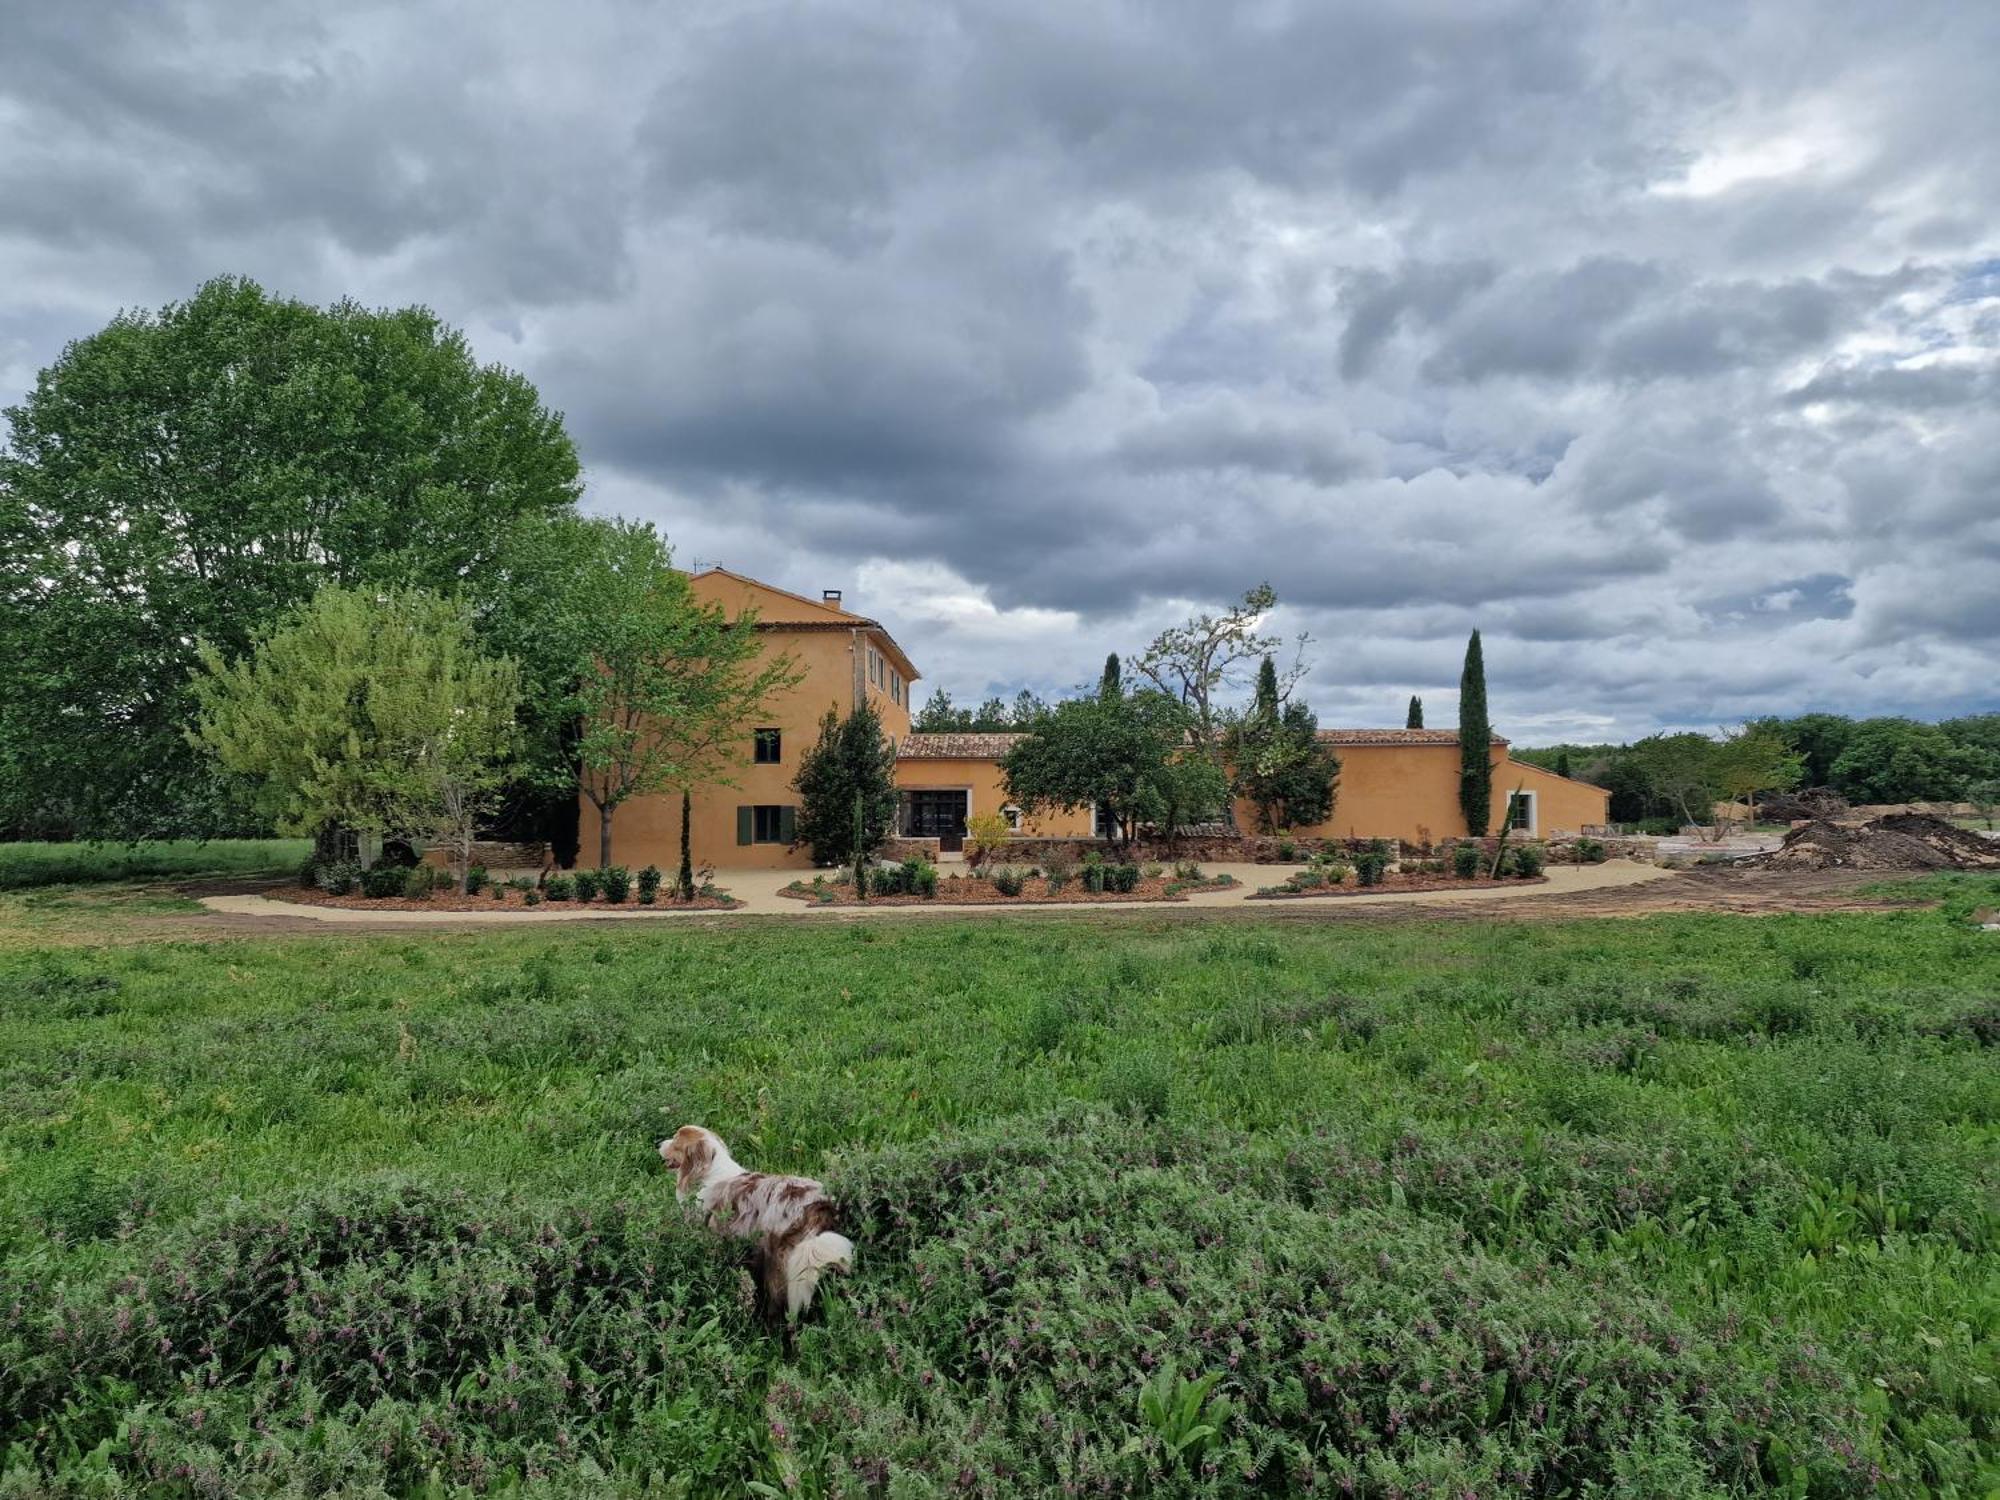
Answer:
1002 803 1022 831
1507 790 1538 836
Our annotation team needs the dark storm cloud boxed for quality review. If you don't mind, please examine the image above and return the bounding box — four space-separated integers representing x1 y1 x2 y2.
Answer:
2 0 1997 738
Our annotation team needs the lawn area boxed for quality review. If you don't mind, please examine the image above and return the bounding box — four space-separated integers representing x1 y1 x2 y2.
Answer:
1 894 1995 1495
0 838 310 891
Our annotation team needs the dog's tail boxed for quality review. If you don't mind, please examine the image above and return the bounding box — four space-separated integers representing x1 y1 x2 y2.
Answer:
783 1231 853 1317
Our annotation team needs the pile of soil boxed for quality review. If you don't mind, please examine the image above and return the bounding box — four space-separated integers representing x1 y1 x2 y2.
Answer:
1747 813 2000 872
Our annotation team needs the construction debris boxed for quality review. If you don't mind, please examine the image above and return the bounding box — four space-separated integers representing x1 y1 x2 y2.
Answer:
1747 813 2000 872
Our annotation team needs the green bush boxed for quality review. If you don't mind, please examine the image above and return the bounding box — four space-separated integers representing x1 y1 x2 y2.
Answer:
1354 850 1389 887
637 864 662 904
992 866 1025 897
1574 837 1607 864
1111 863 1140 893
1276 837 1297 861
489 884 505 900
542 874 574 902
315 860 362 896
361 863 409 899
572 868 601 901
599 865 631 903
1513 844 1546 878
1293 868 1324 889
1452 843 1481 879
297 853 320 887
523 888 542 906
464 864 488 895
913 863 939 899
871 864 906 897
1173 860 1204 881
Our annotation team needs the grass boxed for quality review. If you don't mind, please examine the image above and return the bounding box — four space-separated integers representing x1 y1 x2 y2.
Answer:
1 890 1995 1494
0 837 310 890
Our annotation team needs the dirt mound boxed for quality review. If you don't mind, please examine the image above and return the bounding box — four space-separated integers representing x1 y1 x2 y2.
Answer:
1748 813 2000 872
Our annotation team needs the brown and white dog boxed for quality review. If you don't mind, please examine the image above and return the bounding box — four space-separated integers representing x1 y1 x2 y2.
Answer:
659 1125 853 1322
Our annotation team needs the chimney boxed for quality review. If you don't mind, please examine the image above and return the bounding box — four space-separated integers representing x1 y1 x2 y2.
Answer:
822 588 844 609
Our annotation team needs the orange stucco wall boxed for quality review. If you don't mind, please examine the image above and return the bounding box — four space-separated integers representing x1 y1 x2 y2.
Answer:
1234 745 1608 843
576 581 914 872
890 757 1096 838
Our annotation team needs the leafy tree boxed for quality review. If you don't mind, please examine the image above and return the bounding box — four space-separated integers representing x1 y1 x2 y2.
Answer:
1003 690 1195 848
1100 654 1122 699
792 699 899 867
570 522 801 868
1406 695 1424 729
1010 689 1050 727
1458 631 1492 836
1628 733 1722 832
1968 778 2000 831
188 586 520 884
1229 656 1339 831
913 689 970 733
1939 713 2000 763
1765 713 1856 788
0 275 580 841
1713 723 1804 823
1828 718 1992 804
1134 584 1303 769
1555 750 1572 780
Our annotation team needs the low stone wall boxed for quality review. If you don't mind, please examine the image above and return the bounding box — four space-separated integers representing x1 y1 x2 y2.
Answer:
421 840 552 871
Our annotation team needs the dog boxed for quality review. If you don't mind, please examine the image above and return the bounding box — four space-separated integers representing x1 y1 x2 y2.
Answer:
658 1125 853 1325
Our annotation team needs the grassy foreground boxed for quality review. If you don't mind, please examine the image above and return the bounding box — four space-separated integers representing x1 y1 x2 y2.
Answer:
1 897 1995 1496
0 839 310 891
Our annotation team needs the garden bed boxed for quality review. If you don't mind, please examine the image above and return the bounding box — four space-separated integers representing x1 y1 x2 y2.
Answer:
280 884 741 913
1249 872 1547 899
779 872 1237 906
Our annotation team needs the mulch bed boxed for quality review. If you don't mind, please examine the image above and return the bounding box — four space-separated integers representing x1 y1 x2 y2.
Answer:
280 886 742 912
1249 874 1549 899
779 875 1235 907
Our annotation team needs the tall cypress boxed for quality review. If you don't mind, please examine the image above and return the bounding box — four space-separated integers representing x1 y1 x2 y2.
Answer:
1099 653 1122 698
1406 695 1424 729
1254 655 1280 718
1458 631 1491 836
1555 750 1572 780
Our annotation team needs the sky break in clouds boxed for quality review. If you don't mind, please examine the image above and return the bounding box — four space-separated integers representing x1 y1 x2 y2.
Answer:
2 0 1996 742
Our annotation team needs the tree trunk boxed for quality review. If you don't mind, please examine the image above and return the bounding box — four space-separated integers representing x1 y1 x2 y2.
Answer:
599 804 614 868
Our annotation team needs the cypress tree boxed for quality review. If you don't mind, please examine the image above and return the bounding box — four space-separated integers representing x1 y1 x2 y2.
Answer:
1406 695 1424 729
1458 631 1491 836
1254 655 1280 717
677 788 694 900
1099 653 1122 699
1555 750 1572 780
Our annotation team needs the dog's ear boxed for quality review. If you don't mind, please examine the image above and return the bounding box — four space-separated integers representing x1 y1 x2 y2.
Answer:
664 1126 714 1196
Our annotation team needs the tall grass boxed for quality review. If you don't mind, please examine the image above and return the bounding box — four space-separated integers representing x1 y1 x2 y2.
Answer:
0 902 1994 1493
0 837 309 890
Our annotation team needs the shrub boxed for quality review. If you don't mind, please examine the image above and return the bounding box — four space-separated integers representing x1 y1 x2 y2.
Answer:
1141 862 1164 880
572 868 601 901
490 884 505 900
1112 863 1140 893
1293 868 1324 889
637 865 662 904
1173 860 1203 882
1039 845 1078 884
599 865 632 903
1452 843 1481 879
508 875 535 892
1574 836 1607 864
464 864 488 895
296 853 320 888
1083 859 1107 894
1276 837 1297 861
991 866 1025 897
523 888 542 906
913 862 938 899
1354 850 1389 887
966 811 1013 867
1513 844 1546 878
1321 861 1349 885
872 864 906 897
315 860 362 896
542 874 574 902
361 863 409 899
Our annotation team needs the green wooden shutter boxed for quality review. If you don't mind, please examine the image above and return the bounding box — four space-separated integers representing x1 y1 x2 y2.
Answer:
779 805 797 845
736 806 753 845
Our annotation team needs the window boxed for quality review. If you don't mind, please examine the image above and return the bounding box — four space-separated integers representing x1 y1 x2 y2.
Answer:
738 805 797 844
890 669 903 705
753 728 781 764
1002 804 1022 831
1507 792 1536 834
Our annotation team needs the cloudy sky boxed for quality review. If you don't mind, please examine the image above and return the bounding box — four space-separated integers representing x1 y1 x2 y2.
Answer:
4 0 1996 742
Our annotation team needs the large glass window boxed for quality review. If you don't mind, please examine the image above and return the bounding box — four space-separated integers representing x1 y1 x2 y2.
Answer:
753 728 781 764
753 805 787 842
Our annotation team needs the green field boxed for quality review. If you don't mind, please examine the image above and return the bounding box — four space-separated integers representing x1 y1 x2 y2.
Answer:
2 891 1995 1496
0 838 310 891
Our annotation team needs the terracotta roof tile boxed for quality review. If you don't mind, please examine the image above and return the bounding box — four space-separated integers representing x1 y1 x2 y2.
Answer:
898 731 1026 760
1318 728 1509 746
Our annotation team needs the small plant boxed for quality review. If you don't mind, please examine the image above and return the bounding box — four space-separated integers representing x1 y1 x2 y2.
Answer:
543 874 574 902
1173 860 1203 881
362 863 409 899
637 864 662 904
1322 861 1350 885
297 853 321 887
1141 862 1164 880
508 875 535 892
600 865 632 903
1513 844 1545 878
1574 836 1607 864
573 868 601 901
1452 843 1481 879
315 860 362 896
913 862 938 898
1276 837 1297 862
1136 1361 1234 1467
463 864 488 895
1293 868 1324 889
1083 859 1107 895
1108 864 1138 893
523 888 542 906
992 866 1025 897
966 811 1012 867
872 864 906 897
1354 849 1389 887
490 884 505 900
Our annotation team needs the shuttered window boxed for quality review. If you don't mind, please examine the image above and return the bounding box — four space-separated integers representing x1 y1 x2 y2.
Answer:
742 805 795 844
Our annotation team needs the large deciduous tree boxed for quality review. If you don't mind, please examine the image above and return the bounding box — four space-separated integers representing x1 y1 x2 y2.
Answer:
1713 723 1805 824
1827 718 1992 804
1628 732 1723 833
792 698 900 867
0 276 581 841
1003 689 1208 847
1133 584 1303 766
1457 631 1492 836
188 586 521 882
569 522 800 868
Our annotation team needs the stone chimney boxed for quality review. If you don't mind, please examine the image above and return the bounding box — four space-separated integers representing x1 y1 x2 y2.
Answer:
822 588 844 609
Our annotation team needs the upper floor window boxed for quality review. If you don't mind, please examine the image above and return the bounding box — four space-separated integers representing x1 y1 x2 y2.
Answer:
753 728 782 764
890 669 903 704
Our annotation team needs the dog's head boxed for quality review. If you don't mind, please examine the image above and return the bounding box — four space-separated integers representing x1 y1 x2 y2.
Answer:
659 1124 723 1199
